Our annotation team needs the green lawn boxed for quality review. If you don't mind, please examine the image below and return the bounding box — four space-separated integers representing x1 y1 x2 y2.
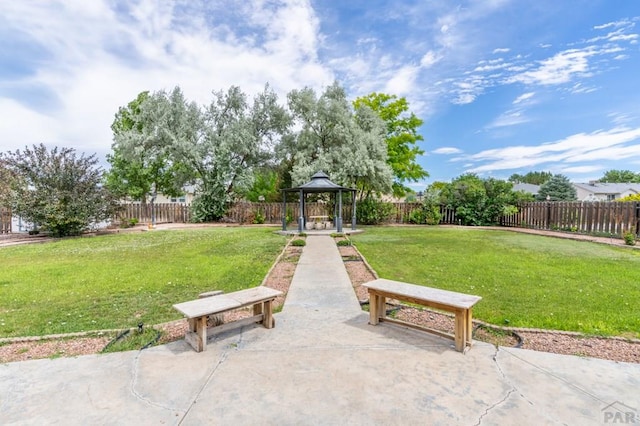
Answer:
0 228 287 337
351 227 640 338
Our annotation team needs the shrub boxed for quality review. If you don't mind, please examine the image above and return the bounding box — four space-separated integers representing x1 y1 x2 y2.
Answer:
253 209 266 224
336 239 352 246
618 194 640 202
623 228 636 246
356 197 394 225
120 218 139 229
1 144 120 237
286 208 295 225
407 205 441 225
191 186 229 222
290 239 306 247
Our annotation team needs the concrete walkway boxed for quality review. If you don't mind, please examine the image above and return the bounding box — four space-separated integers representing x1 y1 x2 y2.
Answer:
1 236 638 425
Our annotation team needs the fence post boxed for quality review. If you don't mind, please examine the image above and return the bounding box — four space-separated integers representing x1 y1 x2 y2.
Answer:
546 201 551 230
636 202 640 236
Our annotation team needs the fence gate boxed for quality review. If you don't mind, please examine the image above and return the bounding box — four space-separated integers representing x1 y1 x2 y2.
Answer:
0 207 11 234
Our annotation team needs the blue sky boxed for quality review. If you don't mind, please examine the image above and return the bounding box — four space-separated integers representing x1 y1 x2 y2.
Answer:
1 1 639 190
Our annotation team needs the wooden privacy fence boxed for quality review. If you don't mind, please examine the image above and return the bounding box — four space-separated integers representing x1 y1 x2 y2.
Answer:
117 203 191 224
0 207 10 234
117 200 639 237
502 201 640 236
227 202 350 224
117 201 459 226
388 203 458 224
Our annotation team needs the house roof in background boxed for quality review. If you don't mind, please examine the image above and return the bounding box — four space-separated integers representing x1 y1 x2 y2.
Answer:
573 182 640 194
513 183 540 195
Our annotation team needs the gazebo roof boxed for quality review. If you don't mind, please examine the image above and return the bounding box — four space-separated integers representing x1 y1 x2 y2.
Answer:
284 171 355 193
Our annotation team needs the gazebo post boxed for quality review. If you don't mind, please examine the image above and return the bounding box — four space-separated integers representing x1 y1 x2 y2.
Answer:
337 190 343 232
298 189 304 233
351 191 357 230
281 191 287 231
333 193 338 230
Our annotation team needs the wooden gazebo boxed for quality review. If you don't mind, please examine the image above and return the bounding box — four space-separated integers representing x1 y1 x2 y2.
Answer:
281 171 357 233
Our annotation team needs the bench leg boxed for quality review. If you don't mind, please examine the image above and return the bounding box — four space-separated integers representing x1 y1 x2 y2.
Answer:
185 316 208 352
465 308 473 348
368 293 377 325
263 299 274 329
368 292 386 325
454 310 466 352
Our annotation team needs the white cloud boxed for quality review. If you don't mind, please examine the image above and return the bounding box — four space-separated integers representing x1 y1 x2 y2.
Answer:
609 34 639 42
0 98 61 151
513 92 535 104
452 93 477 105
420 51 442 68
466 127 640 173
384 65 420 95
608 112 634 126
507 48 594 85
560 165 603 174
0 0 334 159
593 20 628 30
432 147 463 155
493 48 510 54
487 109 529 128
567 82 597 94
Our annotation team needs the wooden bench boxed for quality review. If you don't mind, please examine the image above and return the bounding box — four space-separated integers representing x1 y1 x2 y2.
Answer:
173 286 282 352
362 279 482 353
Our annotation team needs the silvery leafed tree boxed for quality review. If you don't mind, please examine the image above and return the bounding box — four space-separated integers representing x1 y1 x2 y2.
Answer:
282 82 393 199
108 85 290 221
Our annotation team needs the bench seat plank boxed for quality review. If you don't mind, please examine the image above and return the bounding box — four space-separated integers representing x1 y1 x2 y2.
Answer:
173 295 241 319
363 279 481 309
225 287 282 306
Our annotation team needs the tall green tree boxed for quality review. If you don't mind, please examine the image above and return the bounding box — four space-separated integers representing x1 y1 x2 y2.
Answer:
598 169 640 183
0 160 15 205
105 90 194 203
1 144 119 237
535 174 577 201
177 85 290 221
283 82 393 199
238 168 281 202
353 92 428 197
508 171 552 185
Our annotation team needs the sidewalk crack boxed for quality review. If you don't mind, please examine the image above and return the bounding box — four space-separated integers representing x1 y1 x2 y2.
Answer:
178 349 232 425
474 347 530 425
130 350 186 414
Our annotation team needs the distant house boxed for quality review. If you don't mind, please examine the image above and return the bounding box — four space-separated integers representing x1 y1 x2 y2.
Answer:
573 182 640 201
154 191 194 204
143 184 196 204
513 183 540 196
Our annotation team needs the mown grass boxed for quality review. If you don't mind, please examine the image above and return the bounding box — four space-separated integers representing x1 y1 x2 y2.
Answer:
351 227 640 338
0 228 286 337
